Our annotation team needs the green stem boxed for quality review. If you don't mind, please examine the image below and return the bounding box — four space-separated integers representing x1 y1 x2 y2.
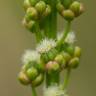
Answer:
57 21 71 46
31 86 37 96
35 22 42 43
62 68 71 90
44 0 57 39
46 71 60 87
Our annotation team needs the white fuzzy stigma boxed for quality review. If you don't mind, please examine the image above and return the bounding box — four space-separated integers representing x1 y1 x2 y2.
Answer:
36 38 56 54
44 85 68 96
57 31 76 44
21 49 40 64
65 32 76 44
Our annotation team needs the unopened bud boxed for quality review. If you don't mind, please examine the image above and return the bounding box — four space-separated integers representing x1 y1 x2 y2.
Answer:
74 46 81 57
56 2 64 13
65 45 74 56
68 57 79 68
18 71 30 85
29 0 38 6
26 7 38 21
35 1 46 14
62 9 75 21
62 0 73 9
62 52 71 62
26 67 38 80
46 61 60 72
42 5 51 17
23 0 31 11
32 74 44 87
26 20 36 32
70 1 84 17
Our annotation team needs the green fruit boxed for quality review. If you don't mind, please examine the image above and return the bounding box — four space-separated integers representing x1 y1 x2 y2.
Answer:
70 1 80 16
61 0 73 9
68 57 79 68
26 20 36 32
56 2 64 12
29 0 38 6
46 61 60 72
32 74 44 87
23 0 31 11
62 9 75 21
26 67 38 80
35 1 46 14
26 7 38 21
62 52 71 62
42 5 51 17
18 71 30 85
74 46 81 57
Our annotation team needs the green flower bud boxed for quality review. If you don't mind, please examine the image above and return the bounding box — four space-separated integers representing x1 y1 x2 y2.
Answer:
61 0 73 9
23 0 31 11
42 5 51 17
26 7 38 21
68 57 79 68
55 54 66 69
70 1 80 17
65 45 74 56
56 2 64 13
62 52 71 62
18 71 30 85
35 1 46 14
34 60 45 72
74 46 81 57
32 74 44 87
26 20 36 32
47 48 58 61
29 0 38 6
62 9 75 21
46 61 60 72
26 67 38 80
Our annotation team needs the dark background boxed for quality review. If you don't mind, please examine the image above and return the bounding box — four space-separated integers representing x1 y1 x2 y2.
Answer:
0 0 96 96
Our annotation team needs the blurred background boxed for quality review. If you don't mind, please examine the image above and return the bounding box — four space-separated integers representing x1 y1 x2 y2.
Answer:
0 0 96 96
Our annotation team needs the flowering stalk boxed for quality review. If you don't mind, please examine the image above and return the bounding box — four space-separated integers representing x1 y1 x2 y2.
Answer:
18 0 85 96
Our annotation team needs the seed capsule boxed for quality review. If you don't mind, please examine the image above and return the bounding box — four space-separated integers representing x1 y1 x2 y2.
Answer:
62 9 75 21
29 0 38 6
68 57 79 68
32 74 44 87
70 1 81 17
23 0 31 11
56 2 64 13
26 67 38 80
46 61 60 72
35 1 46 14
61 0 73 9
18 71 30 85
26 20 36 32
74 46 81 57
42 5 51 17
62 52 71 62
26 7 38 21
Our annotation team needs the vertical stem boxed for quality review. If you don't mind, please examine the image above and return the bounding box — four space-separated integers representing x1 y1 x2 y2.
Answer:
44 0 57 39
31 86 37 96
35 22 42 43
62 68 71 90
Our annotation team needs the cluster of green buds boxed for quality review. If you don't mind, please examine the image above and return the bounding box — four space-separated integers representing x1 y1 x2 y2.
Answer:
56 0 84 21
18 50 45 87
23 0 51 33
18 0 85 96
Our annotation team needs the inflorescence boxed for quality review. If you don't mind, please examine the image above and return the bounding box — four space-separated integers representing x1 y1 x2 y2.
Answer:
18 0 85 96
